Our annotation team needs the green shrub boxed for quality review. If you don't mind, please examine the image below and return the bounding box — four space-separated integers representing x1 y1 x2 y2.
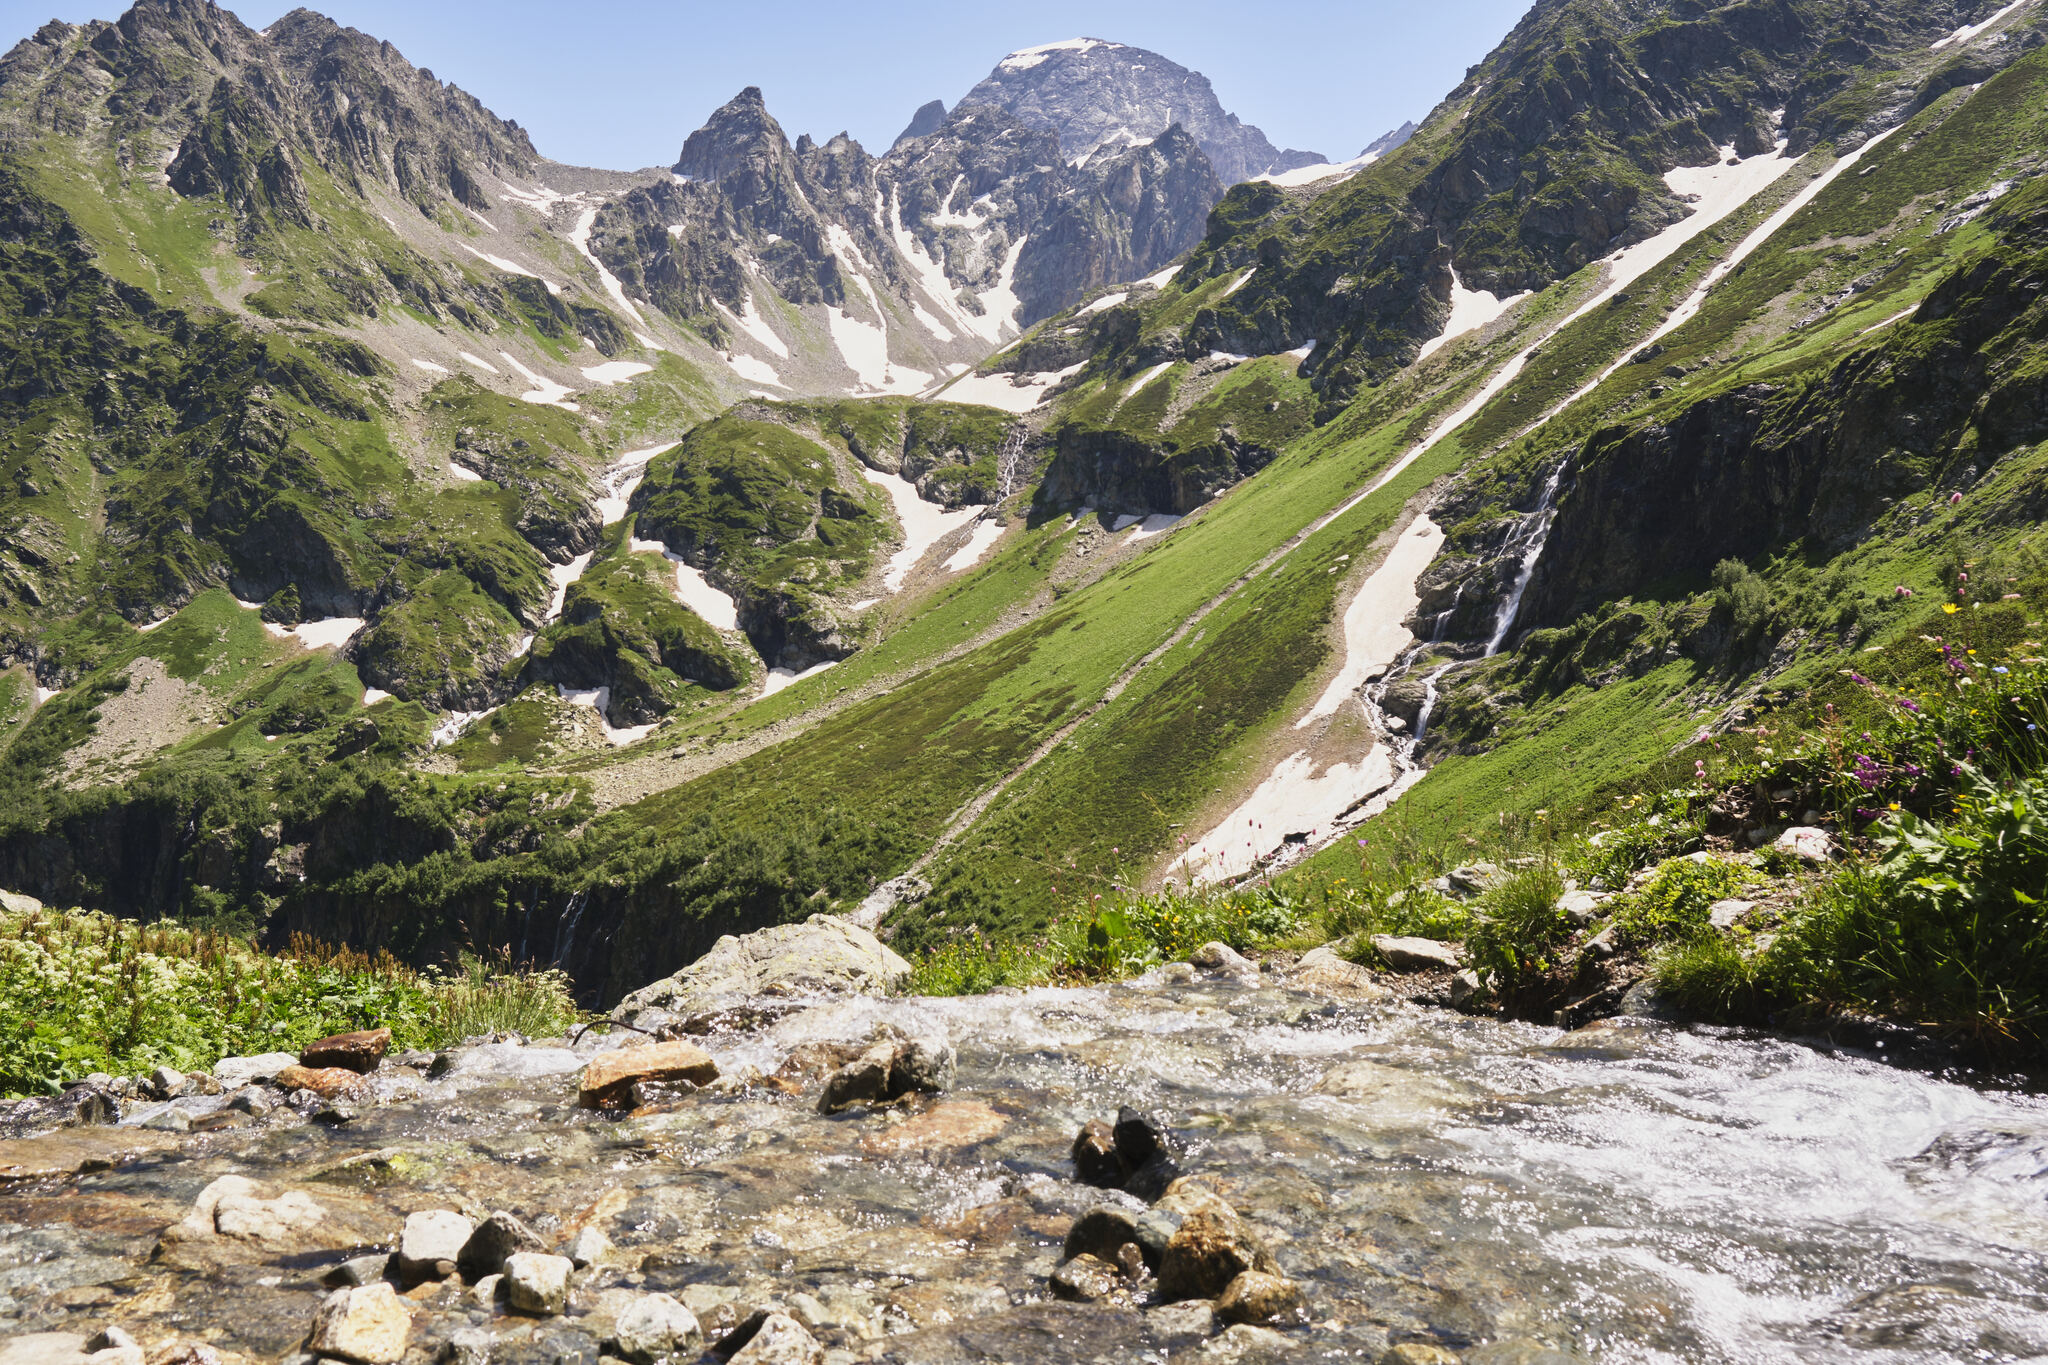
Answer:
1049 880 1310 981
1464 863 1570 989
0 907 581 1096
905 933 1051 996
1766 769 2048 1053
1609 858 1756 947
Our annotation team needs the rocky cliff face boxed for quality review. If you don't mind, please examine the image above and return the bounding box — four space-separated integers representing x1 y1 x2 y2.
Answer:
588 84 1228 387
1 0 538 231
959 38 1323 185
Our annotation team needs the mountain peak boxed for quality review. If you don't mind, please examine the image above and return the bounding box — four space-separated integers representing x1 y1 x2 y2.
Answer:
675 86 790 181
961 39 1322 185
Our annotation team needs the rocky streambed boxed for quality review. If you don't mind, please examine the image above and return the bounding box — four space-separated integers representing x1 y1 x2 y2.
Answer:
4 933 2048 1365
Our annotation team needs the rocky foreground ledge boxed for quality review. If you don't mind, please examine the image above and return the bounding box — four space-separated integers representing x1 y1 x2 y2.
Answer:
0 915 1603 1365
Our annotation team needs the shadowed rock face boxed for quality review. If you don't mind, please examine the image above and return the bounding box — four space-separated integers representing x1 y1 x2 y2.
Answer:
958 39 1324 186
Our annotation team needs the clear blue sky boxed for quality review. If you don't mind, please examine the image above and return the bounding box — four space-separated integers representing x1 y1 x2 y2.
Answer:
1 1 1532 169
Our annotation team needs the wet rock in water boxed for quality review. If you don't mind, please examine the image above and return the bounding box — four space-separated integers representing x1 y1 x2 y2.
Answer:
226 1087 274 1117
1114 1106 1184 1200
1064 1206 1143 1263
1773 826 1835 863
1146 1299 1219 1346
1069 1107 1183 1197
613 1291 702 1362
301 1027 392 1073
275 1064 370 1100
816 1038 957 1114
612 914 911 1030
325 1251 392 1288
86 1327 137 1354
459 1211 546 1280
578 1040 720 1109
1189 941 1257 975
1371 936 1462 972
816 1044 893 1114
568 1223 614 1268
1379 1345 1464 1364
1217 1270 1302 1324
1289 944 1391 997
1072 1118 1121 1186
1156 1182 1278 1301
1049 1252 1123 1301
146 1065 188 1099
714 1309 824 1364
0 1083 118 1138
1134 1207 1184 1267
307 1282 412 1364
442 1327 492 1365
504 1251 573 1315
395 1209 472 1283
212 1051 300 1089
469 1274 505 1308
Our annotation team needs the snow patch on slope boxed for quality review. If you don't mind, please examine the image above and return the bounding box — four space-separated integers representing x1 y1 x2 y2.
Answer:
1417 270 1530 361
861 467 982 591
570 206 647 326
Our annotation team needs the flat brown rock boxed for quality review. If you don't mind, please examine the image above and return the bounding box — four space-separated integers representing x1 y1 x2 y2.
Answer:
302 1028 392 1073
0 1128 182 1183
578 1041 719 1108
859 1102 1007 1157
276 1064 371 1099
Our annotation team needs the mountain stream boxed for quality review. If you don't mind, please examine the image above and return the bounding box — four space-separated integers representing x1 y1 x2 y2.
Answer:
6 974 2044 1363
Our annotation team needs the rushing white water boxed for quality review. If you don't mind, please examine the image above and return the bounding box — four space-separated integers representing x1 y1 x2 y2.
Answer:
1484 464 1566 654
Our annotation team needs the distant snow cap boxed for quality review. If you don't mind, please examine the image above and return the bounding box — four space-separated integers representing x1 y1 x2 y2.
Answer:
998 38 1119 72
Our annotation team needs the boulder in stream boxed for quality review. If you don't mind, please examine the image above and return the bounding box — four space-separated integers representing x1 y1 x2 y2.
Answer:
394 1209 472 1283
1371 936 1462 972
578 1040 720 1108
1155 1181 1280 1301
816 1038 957 1114
458 1211 545 1280
307 1282 412 1364
612 914 911 1030
613 1291 703 1362
714 1308 824 1363
1071 1107 1184 1197
300 1027 392 1073
1218 1269 1303 1324
505 1251 573 1315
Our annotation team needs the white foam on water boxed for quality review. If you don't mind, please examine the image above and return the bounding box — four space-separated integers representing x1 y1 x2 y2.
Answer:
580 360 653 385
860 467 983 591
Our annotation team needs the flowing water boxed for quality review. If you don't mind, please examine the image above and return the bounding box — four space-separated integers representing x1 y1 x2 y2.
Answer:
8 976 2045 1363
